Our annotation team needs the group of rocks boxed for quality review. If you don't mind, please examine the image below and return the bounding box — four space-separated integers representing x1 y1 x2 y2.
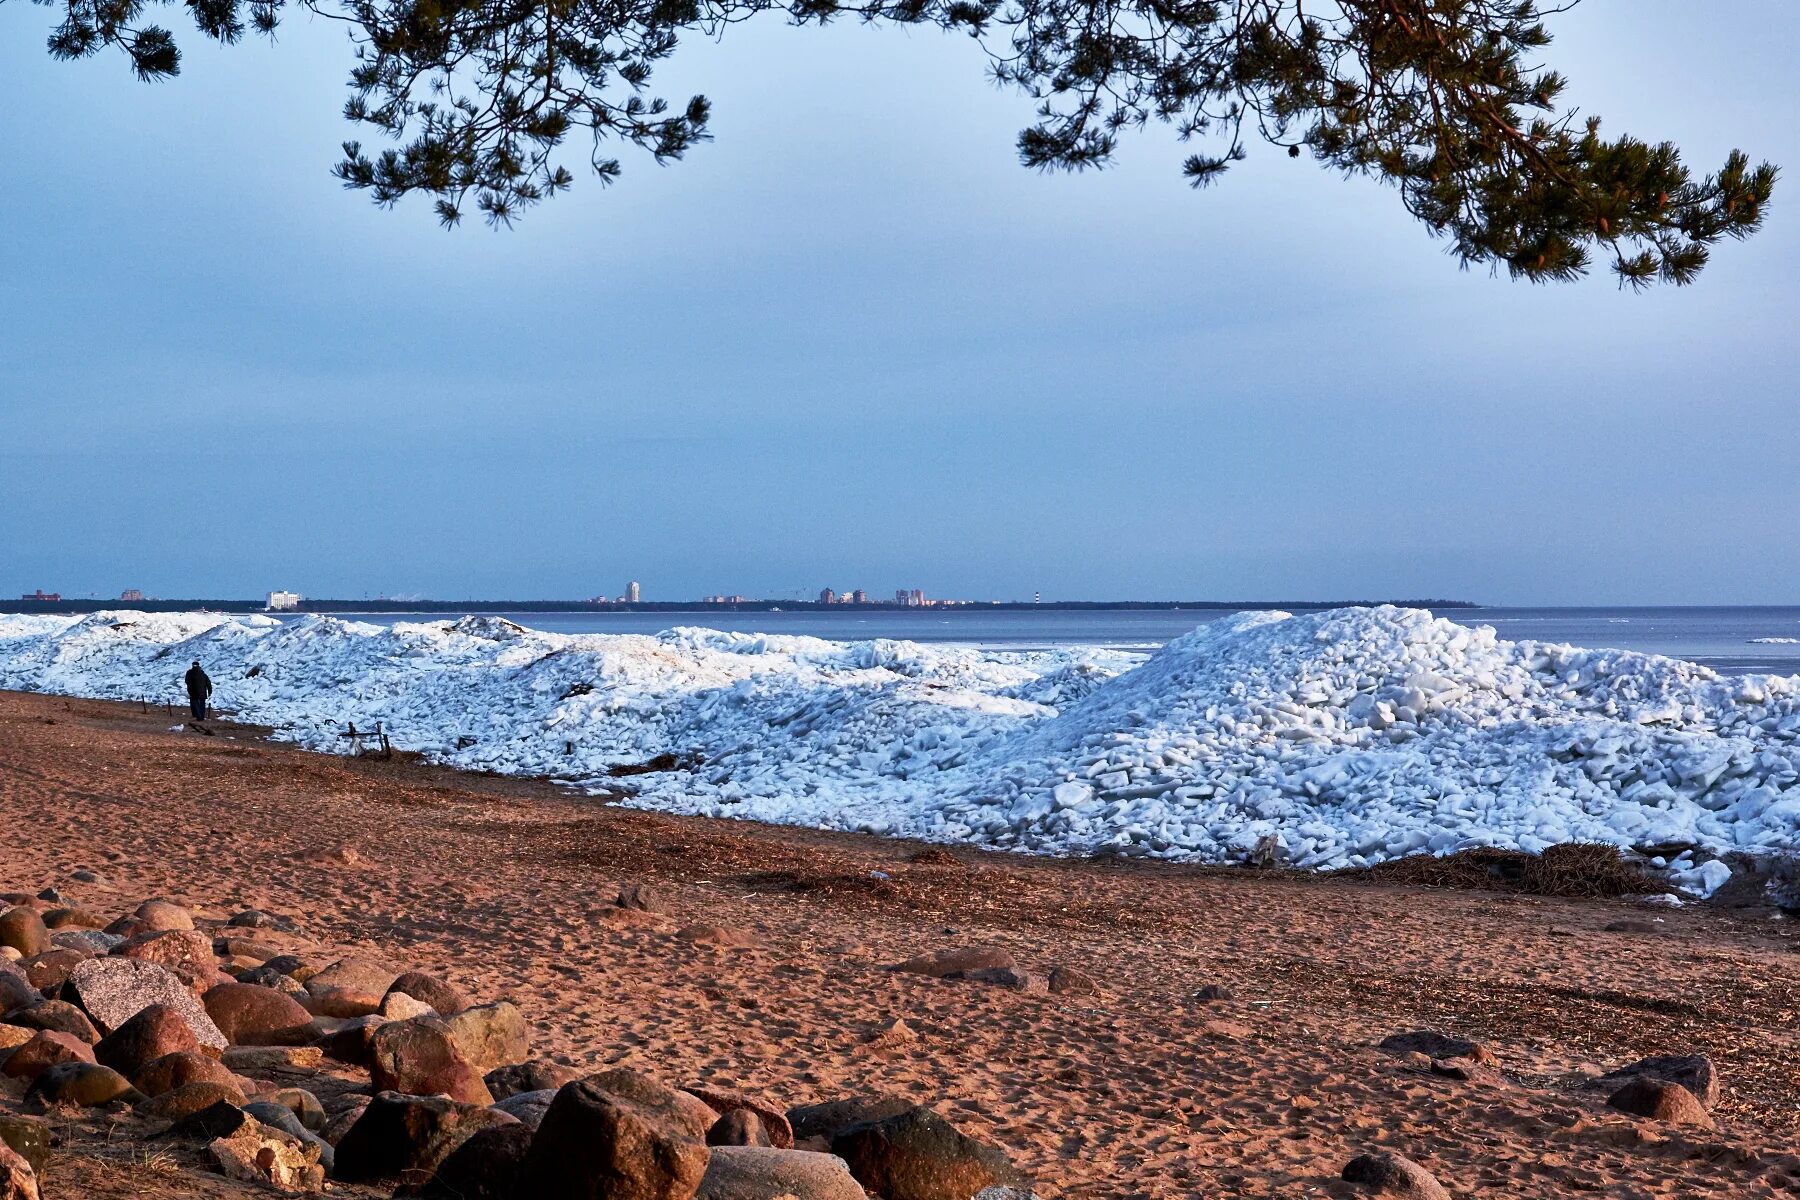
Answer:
0 880 1035 1200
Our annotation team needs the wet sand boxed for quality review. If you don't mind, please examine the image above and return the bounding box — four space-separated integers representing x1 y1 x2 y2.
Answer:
4 688 1800 1197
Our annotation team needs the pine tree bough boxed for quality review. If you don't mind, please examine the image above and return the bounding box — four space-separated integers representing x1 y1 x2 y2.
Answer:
23 0 1777 284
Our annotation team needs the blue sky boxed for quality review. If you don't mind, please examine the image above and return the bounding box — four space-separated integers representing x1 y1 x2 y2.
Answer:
1 0 1795 604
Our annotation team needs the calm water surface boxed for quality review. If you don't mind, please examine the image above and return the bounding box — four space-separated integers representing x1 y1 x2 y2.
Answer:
318 606 1800 676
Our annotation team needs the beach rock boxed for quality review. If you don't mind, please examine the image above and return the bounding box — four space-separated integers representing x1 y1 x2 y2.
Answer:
320 1098 371 1146
445 1002 530 1073
95 1002 203 1076
1429 1058 1508 1087
372 1016 493 1103
229 909 300 933
486 1059 581 1100
70 869 102 884
686 1085 794 1149
0 974 36 1018
1341 1150 1449 1199
944 966 1045 994
140 1080 249 1121
891 947 1017 979
25 1061 140 1107
615 883 672 914
245 1100 310 1139
491 1088 558 1130
1377 1031 1494 1065
414 1122 533 1200
214 937 285 963
4 1029 95 1081
265 1088 327 1131
787 1096 914 1142
50 930 121 956
210 1116 327 1194
133 900 195 933
382 991 438 1021
136 1050 242 1097
238 966 309 996
830 1107 1026 1200
1594 1054 1720 1109
0 912 48 959
205 982 314 1045
1606 1078 1715 1127
305 957 398 1018
518 1070 711 1200
66 958 226 1046
709 1109 772 1147
0 1141 38 1200
1046 967 1096 995
334 1091 518 1186
0 1025 31 1054
1192 984 1235 1002
8 999 100 1043
167 1099 255 1141
387 971 470 1017
263 954 316 981
42 907 106 930
698 1146 868 1200
312 1013 387 1066
0 1115 50 1175
20 949 89 994
120 930 216 989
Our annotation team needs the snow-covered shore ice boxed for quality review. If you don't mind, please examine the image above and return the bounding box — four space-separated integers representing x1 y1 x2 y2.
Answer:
4 606 1799 895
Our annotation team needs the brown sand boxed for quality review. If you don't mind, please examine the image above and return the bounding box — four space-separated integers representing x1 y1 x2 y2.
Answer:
5 688 1800 1198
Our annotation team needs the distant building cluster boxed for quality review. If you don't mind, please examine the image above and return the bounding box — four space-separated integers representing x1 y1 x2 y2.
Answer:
20 590 60 602
702 594 751 604
810 588 976 608
119 589 144 602
266 590 302 611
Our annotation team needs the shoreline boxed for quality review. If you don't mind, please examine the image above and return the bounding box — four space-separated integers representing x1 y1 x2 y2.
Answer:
4 689 1800 1197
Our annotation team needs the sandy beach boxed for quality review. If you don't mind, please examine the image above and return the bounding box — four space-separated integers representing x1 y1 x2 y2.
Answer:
6 687 1800 1197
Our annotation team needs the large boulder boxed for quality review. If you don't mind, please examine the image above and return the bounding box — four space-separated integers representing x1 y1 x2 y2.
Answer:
486 1059 581 1100
1606 1078 1715 1127
698 1147 868 1200
829 1107 1026 1200
788 1096 914 1142
1341 1151 1450 1200
2 1031 95 1081
312 1014 387 1067
685 1086 793 1149
0 971 39 1017
20 950 89 994
135 1050 243 1097
334 1091 519 1187
444 1002 530 1074
24 1062 140 1108
0 1115 51 1176
95 1004 201 1077
371 1016 493 1104
139 1080 249 1121
1593 1054 1720 1109
708 1110 772 1147
7 1000 100 1043
204 983 314 1045
414 1122 534 1199
890 947 1017 979
210 1116 327 1194
387 972 471 1017
305 958 399 1019
132 900 195 933
0 1141 38 1200
65 958 226 1047
517 1070 712 1200
491 1089 558 1131
0 911 48 959
120 930 218 990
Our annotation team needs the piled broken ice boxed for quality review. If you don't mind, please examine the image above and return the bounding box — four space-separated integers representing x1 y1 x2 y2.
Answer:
4 606 1798 893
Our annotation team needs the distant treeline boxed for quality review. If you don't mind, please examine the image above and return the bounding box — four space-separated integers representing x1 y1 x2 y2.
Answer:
3 597 1479 615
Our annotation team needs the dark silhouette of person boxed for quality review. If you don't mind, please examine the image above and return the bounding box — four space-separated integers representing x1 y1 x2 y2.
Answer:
184 661 213 721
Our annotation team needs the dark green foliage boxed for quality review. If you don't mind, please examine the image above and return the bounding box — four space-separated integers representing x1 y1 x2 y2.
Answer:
18 0 1777 282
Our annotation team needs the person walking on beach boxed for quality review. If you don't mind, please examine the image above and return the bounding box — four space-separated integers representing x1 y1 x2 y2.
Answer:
184 661 213 721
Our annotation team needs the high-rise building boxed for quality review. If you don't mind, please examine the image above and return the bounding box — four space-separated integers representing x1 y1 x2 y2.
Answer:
909 589 926 607
120 588 144 602
626 581 641 603
266 590 302 611
851 589 868 605
819 588 838 605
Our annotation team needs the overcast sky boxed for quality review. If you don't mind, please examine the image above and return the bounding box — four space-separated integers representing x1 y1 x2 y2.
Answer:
1 1 1795 604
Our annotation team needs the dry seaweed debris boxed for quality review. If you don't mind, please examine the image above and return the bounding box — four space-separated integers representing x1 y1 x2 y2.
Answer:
1342 842 1657 898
